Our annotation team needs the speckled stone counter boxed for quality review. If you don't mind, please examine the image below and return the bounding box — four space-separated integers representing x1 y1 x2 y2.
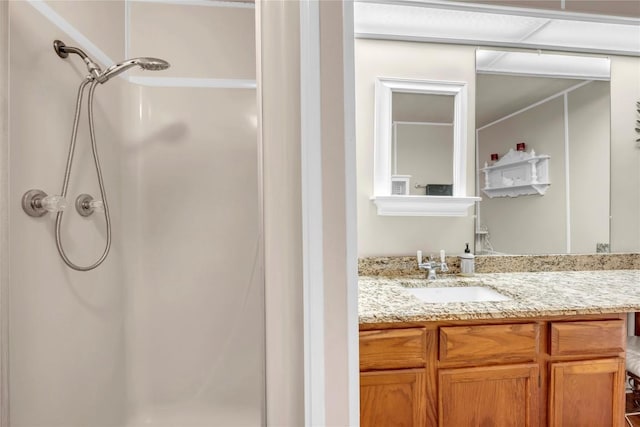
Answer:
359 270 640 324
358 253 640 276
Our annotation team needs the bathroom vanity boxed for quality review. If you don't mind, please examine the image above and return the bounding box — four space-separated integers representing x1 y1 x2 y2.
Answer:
359 271 640 427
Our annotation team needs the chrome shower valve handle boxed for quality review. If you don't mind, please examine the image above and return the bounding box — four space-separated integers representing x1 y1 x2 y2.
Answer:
22 189 68 217
42 194 68 213
76 194 104 216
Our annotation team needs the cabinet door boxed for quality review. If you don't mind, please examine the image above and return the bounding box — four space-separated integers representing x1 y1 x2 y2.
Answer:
439 363 539 427
360 369 426 427
549 358 625 427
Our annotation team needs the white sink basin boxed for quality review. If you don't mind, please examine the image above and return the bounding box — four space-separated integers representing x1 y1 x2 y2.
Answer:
405 286 511 303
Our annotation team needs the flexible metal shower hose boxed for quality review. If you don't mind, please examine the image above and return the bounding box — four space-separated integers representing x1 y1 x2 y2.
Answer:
54 77 111 271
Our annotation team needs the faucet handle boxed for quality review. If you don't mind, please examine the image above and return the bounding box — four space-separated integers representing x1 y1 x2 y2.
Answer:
76 194 104 217
22 189 67 217
40 194 68 213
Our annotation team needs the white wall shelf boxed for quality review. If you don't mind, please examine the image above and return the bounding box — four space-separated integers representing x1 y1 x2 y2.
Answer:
481 148 550 198
371 195 480 216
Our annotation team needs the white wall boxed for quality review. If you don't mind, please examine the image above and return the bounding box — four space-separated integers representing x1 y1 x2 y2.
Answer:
0 2 9 426
124 87 262 425
124 2 262 425
319 2 358 424
128 2 255 80
258 1 305 424
260 2 357 425
356 40 477 257
45 1 125 62
8 2 126 426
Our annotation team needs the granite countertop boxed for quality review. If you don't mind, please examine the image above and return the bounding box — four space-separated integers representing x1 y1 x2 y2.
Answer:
359 270 640 324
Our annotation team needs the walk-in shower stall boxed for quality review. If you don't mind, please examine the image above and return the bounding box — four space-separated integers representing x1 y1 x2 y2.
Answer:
4 1 263 425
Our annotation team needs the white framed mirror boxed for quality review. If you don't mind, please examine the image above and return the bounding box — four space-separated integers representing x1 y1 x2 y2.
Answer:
372 77 480 216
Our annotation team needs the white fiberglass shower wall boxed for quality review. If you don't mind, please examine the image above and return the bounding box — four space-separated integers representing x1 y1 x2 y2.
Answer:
6 1 263 426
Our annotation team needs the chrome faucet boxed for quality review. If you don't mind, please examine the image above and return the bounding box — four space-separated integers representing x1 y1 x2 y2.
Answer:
417 250 449 280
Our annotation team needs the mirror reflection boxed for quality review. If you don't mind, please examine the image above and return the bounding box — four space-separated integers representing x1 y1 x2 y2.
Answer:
391 93 454 196
475 52 611 255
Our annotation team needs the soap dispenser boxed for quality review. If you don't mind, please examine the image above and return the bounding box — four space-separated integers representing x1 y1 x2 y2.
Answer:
459 243 475 276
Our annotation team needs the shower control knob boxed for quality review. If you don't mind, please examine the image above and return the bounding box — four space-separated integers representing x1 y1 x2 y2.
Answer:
41 195 68 213
75 194 104 216
22 189 67 217
89 199 104 213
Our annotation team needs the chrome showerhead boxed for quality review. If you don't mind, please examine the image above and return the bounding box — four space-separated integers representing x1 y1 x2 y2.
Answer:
97 57 170 83
138 58 170 71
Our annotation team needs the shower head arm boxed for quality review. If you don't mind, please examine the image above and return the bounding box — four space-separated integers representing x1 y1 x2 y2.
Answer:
53 40 102 80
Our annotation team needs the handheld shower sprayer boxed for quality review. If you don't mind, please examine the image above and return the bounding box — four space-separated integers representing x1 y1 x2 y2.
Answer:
53 39 170 84
98 57 170 83
22 40 170 271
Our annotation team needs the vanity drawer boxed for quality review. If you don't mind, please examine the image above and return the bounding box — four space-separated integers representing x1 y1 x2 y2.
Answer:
360 328 427 370
550 320 625 356
439 323 539 362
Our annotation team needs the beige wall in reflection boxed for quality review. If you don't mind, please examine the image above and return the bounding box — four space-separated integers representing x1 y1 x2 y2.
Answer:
395 124 454 195
610 56 640 253
478 97 568 254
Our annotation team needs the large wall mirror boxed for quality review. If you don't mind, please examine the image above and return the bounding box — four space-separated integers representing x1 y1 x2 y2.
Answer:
373 77 479 216
475 49 611 255
355 1 639 257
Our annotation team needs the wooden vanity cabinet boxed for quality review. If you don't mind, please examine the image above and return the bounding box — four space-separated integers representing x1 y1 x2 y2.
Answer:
360 314 627 427
359 327 431 427
439 363 539 427
547 319 627 427
548 358 625 427
361 369 427 427
438 323 540 427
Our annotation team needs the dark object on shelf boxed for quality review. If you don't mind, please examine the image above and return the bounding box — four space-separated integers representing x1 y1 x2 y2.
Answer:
426 184 453 196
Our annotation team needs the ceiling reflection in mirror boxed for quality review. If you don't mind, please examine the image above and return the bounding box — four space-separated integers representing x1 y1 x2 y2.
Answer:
391 93 454 196
475 50 611 255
